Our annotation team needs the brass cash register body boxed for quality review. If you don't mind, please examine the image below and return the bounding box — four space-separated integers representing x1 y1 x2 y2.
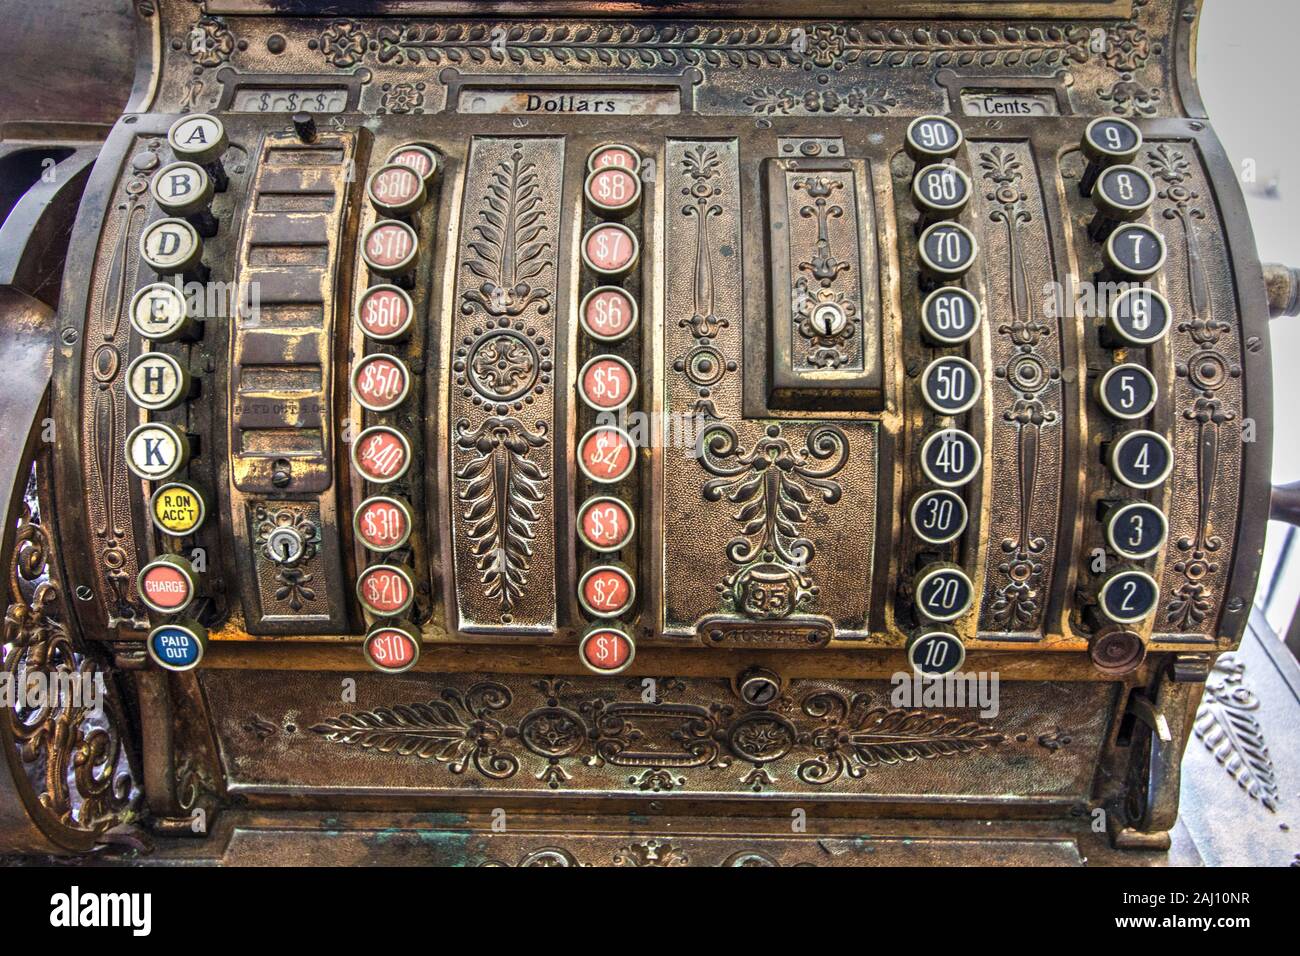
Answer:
0 0 1281 865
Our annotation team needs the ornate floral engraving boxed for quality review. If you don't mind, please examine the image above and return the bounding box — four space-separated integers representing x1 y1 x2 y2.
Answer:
251 504 320 612
455 417 548 615
378 81 426 114
697 423 849 619
86 140 160 629
310 679 1011 793
453 319 552 414
461 145 553 320
979 146 1059 631
1194 655 1278 811
450 138 561 628
311 682 519 779
3 476 138 843
187 16 236 68
797 692 1005 785
359 22 1088 71
745 85 897 115
314 19 368 69
670 145 735 420
614 840 690 867
1147 144 1240 632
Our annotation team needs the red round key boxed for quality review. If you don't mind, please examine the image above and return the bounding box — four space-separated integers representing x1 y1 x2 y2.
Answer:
363 221 418 274
578 496 635 552
138 561 193 613
352 354 410 411
352 426 411 483
578 427 635 483
579 355 636 412
356 285 413 340
354 496 412 552
585 166 641 214
357 564 414 616
580 565 635 617
363 624 420 673
580 287 637 342
588 144 640 174
387 144 437 183
582 223 638 276
580 626 635 674
367 164 425 215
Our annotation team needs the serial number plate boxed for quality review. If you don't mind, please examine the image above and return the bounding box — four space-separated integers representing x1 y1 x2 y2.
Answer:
230 88 348 113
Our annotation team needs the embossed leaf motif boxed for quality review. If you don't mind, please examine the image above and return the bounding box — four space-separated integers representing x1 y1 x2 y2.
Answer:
850 708 1005 765
798 692 1004 784
456 417 549 613
463 147 551 318
310 684 518 779
1194 656 1279 812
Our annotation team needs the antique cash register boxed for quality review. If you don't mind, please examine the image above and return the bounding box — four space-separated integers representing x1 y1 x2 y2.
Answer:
0 0 1294 866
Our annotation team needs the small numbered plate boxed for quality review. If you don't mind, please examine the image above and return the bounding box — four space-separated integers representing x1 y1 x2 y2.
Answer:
588 144 641 174
920 428 982 488
136 555 196 615
1108 287 1170 346
921 356 981 415
126 352 190 411
914 564 975 623
581 223 639 276
910 490 969 545
580 286 638 342
1106 502 1169 560
363 623 421 674
147 620 207 672
150 482 207 536
578 426 636 484
1109 430 1173 490
585 165 642 214
125 422 189 481
578 355 637 412
907 630 966 677
1098 569 1159 624
356 284 414 341
357 564 415 617
362 220 418 276
352 354 411 412
354 495 414 553
1097 363 1158 419
352 426 412 484
579 564 636 618
918 222 978 278
579 624 635 675
577 496 636 552
920 287 980 345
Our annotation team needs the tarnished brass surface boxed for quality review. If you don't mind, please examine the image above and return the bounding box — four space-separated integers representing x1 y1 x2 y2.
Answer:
0 0 1285 861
